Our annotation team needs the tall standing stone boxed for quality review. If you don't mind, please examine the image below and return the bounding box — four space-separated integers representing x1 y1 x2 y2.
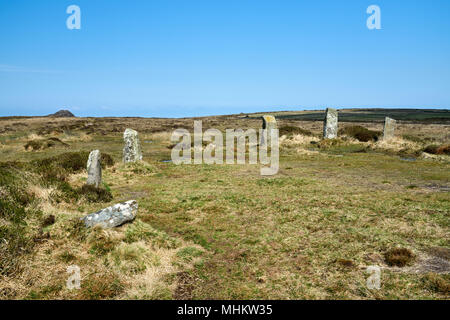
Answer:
260 115 277 146
86 150 102 188
383 117 397 140
123 128 143 163
323 108 338 139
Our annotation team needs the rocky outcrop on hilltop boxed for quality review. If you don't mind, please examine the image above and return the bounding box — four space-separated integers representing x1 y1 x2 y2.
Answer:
48 110 75 117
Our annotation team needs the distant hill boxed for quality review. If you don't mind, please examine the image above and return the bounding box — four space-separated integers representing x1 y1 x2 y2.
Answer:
48 110 75 118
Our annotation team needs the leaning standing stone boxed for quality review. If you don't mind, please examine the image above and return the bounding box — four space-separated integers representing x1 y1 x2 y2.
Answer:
260 115 277 146
86 150 102 188
81 200 138 228
323 108 338 139
383 117 397 140
123 128 142 163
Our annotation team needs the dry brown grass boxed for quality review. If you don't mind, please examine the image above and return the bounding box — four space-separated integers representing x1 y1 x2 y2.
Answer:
370 137 422 153
280 134 320 146
423 273 450 295
0 159 203 299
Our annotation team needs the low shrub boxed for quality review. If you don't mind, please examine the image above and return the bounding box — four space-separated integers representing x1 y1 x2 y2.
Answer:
101 153 115 168
31 151 89 185
437 145 450 155
24 138 69 151
54 152 90 172
423 145 439 154
423 273 450 295
66 218 88 241
0 164 40 277
41 215 55 227
24 140 44 151
384 248 415 267
51 183 112 204
424 144 450 155
30 152 113 203
79 185 113 203
279 126 314 137
339 125 381 142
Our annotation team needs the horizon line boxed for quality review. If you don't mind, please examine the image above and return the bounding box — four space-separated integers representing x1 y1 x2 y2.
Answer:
1 106 449 119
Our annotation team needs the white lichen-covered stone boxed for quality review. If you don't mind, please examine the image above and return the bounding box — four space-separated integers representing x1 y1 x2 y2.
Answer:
86 150 102 188
260 115 277 146
323 108 338 139
383 117 397 140
81 200 138 228
123 128 143 163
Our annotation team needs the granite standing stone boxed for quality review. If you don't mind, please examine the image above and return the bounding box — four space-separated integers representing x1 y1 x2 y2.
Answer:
260 115 277 146
81 200 138 228
323 108 338 139
86 150 102 188
383 117 397 140
123 128 143 163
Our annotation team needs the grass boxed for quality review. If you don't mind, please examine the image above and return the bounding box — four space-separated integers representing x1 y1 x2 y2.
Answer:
0 113 449 299
0 162 41 277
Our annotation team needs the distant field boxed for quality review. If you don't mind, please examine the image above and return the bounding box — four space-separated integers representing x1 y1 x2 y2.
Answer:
250 108 450 124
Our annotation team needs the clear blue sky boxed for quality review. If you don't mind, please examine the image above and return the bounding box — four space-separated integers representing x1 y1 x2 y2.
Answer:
1 0 449 117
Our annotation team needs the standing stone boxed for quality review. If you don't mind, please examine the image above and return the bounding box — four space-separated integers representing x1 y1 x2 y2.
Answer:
81 200 138 228
383 117 397 140
323 108 338 139
86 150 102 188
260 115 277 146
123 128 142 163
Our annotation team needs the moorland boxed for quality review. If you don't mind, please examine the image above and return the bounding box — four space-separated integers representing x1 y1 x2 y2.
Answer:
0 108 449 299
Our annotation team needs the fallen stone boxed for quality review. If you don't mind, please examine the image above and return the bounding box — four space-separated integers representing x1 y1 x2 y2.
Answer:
81 200 138 228
86 149 102 188
323 108 338 139
383 117 397 140
123 128 143 163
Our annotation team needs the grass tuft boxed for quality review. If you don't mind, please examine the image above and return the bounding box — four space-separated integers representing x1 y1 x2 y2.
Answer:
125 220 180 249
384 248 415 267
41 214 55 227
77 272 124 300
422 273 450 295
